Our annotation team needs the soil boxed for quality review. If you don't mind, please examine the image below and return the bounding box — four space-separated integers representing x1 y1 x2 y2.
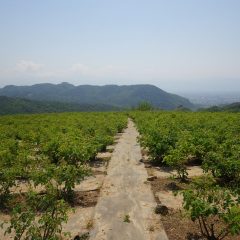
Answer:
145 162 204 179
161 209 240 240
73 190 100 207
145 166 240 240
161 210 202 240
150 177 188 194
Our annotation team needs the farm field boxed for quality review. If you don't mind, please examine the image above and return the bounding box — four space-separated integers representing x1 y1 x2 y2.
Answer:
2 1 239 239
131 111 240 240
0 112 128 239
0 111 239 240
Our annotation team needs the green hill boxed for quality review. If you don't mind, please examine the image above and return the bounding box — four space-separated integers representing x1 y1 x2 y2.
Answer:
198 102 240 112
0 83 194 110
0 96 119 115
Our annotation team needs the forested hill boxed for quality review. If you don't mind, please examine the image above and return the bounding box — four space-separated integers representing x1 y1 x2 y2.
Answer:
0 96 119 115
0 83 194 110
199 102 240 112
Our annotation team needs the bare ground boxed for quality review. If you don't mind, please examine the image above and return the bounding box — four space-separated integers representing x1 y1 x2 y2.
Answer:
89 120 168 240
0 142 115 240
146 165 240 240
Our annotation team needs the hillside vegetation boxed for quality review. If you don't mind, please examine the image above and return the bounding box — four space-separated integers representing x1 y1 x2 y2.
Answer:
0 96 119 115
199 102 240 112
0 83 194 110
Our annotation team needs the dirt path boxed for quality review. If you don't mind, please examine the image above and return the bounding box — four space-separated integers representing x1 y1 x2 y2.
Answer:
89 120 168 240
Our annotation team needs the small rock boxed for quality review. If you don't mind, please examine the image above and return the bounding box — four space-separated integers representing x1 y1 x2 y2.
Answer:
155 204 169 215
147 176 157 181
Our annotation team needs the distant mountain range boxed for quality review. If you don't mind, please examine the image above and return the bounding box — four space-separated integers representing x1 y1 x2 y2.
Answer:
199 102 240 112
0 83 194 114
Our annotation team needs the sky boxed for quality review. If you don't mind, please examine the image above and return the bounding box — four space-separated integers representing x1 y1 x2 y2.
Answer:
0 0 240 93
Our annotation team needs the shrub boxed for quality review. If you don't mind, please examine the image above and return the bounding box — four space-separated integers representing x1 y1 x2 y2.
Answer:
182 176 240 240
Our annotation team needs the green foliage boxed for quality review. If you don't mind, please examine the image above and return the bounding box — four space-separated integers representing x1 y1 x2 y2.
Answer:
132 111 240 239
132 111 240 186
203 141 240 185
0 83 194 112
135 101 154 111
0 167 17 207
0 96 120 115
123 214 130 223
182 176 240 240
5 188 70 240
199 102 240 113
0 112 128 239
54 164 89 197
164 148 189 181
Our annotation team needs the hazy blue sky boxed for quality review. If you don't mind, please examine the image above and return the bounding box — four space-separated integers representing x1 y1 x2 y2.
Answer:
0 0 240 93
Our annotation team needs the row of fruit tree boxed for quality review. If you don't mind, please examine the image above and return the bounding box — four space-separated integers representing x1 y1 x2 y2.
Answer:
0 112 128 239
131 111 240 240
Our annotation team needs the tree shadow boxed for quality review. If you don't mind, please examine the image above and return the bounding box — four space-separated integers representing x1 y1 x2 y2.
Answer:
186 232 203 240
